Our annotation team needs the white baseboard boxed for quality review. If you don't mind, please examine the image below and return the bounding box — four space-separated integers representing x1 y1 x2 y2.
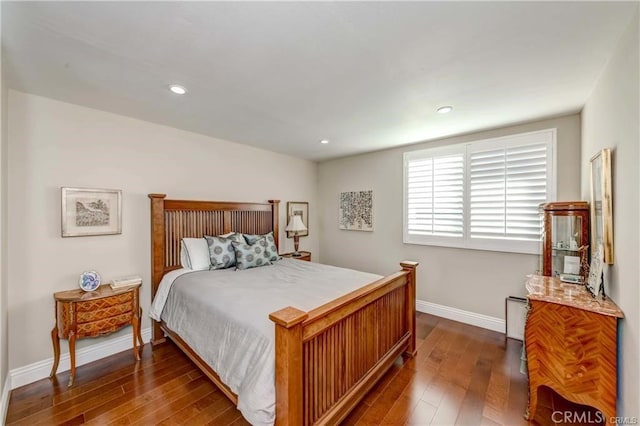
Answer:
9 327 151 390
416 300 505 333
1 375 10 425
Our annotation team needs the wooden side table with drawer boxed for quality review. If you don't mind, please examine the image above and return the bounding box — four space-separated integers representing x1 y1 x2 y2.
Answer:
280 251 311 261
49 283 143 386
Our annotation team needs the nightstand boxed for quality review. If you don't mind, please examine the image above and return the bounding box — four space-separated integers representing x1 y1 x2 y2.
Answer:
50 283 143 386
280 251 311 261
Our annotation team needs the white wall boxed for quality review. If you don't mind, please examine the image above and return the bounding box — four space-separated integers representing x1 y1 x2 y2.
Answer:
580 8 639 416
0 1 10 417
7 90 319 370
318 114 581 320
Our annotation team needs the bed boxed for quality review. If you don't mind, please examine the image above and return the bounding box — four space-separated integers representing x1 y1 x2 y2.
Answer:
148 194 418 425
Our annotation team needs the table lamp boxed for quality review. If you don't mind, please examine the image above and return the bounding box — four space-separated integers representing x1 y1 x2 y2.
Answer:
285 215 307 256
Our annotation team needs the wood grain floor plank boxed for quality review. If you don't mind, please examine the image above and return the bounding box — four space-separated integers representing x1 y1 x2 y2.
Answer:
7 381 125 425
228 417 252 426
128 378 215 425
82 362 197 421
503 339 529 426
358 357 404 407
182 394 237 425
340 397 371 426
83 368 201 425
482 366 510 425
380 367 437 425
428 380 467 425
454 357 493 425
480 415 503 426
204 403 244 426
355 366 415 424
4 394 53 424
156 390 226 426
406 400 438 425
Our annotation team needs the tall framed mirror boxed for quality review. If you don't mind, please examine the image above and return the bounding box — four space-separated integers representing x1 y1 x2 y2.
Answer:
589 148 614 264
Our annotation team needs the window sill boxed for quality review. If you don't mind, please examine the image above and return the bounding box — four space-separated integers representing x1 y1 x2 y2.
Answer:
403 235 540 255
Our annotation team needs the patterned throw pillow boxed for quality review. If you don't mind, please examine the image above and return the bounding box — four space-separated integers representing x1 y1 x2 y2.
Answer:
219 232 245 243
204 235 237 269
243 232 279 261
232 239 272 270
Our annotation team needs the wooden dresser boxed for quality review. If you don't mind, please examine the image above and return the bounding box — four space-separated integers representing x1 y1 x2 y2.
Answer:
524 275 623 424
50 283 143 386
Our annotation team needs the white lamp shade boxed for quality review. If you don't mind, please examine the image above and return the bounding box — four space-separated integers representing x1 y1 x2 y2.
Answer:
285 215 307 232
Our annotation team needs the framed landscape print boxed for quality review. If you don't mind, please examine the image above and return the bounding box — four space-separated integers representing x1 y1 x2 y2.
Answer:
286 201 309 238
62 187 122 237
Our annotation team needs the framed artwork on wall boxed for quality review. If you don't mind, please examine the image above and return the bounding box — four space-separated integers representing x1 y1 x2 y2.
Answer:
589 148 614 264
286 201 309 238
339 190 373 232
61 187 122 237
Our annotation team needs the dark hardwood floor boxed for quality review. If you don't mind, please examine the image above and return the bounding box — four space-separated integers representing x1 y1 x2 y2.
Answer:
6 313 530 425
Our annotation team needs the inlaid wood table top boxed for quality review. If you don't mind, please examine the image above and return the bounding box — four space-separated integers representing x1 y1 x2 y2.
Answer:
525 274 623 318
54 283 140 302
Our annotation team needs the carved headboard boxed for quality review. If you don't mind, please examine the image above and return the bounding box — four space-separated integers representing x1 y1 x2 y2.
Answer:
148 194 280 299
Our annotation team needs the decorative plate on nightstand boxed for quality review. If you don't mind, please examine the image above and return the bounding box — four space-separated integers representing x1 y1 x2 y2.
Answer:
79 271 101 292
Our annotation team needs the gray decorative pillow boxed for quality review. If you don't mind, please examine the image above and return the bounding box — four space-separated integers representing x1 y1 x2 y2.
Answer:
232 239 272 270
243 232 280 261
220 232 245 243
204 235 236 269
243 233 263 245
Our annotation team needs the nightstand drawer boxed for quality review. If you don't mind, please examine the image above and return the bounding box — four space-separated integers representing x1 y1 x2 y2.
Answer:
76 301 133 323
76 291 133 312
77 312 133 336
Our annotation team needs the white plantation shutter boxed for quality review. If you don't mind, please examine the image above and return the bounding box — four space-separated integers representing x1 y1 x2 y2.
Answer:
406 154 464 238
404 129 556 253
469 143 547 241
506 143 549 240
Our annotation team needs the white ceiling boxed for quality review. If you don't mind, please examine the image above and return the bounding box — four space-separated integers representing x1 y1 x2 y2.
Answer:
2 2 636 161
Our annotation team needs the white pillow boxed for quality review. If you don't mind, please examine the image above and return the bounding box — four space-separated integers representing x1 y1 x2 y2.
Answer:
180 238 211 271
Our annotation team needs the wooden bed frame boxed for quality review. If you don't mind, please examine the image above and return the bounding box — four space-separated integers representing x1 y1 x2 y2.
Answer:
148 194 418 425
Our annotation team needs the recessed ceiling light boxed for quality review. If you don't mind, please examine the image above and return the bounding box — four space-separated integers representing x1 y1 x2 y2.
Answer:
436 106 453 114
169 84 187 95
320 139 329 144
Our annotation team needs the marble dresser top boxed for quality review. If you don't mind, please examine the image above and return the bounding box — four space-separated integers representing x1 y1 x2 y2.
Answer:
525 274 624 318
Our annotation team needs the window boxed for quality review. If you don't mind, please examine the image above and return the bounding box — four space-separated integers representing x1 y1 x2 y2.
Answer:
404 129 556 254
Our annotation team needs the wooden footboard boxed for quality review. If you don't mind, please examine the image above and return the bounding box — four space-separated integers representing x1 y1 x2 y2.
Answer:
270 261 418 426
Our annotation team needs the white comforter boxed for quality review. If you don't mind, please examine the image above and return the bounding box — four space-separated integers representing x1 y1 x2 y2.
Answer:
149 259 382 425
